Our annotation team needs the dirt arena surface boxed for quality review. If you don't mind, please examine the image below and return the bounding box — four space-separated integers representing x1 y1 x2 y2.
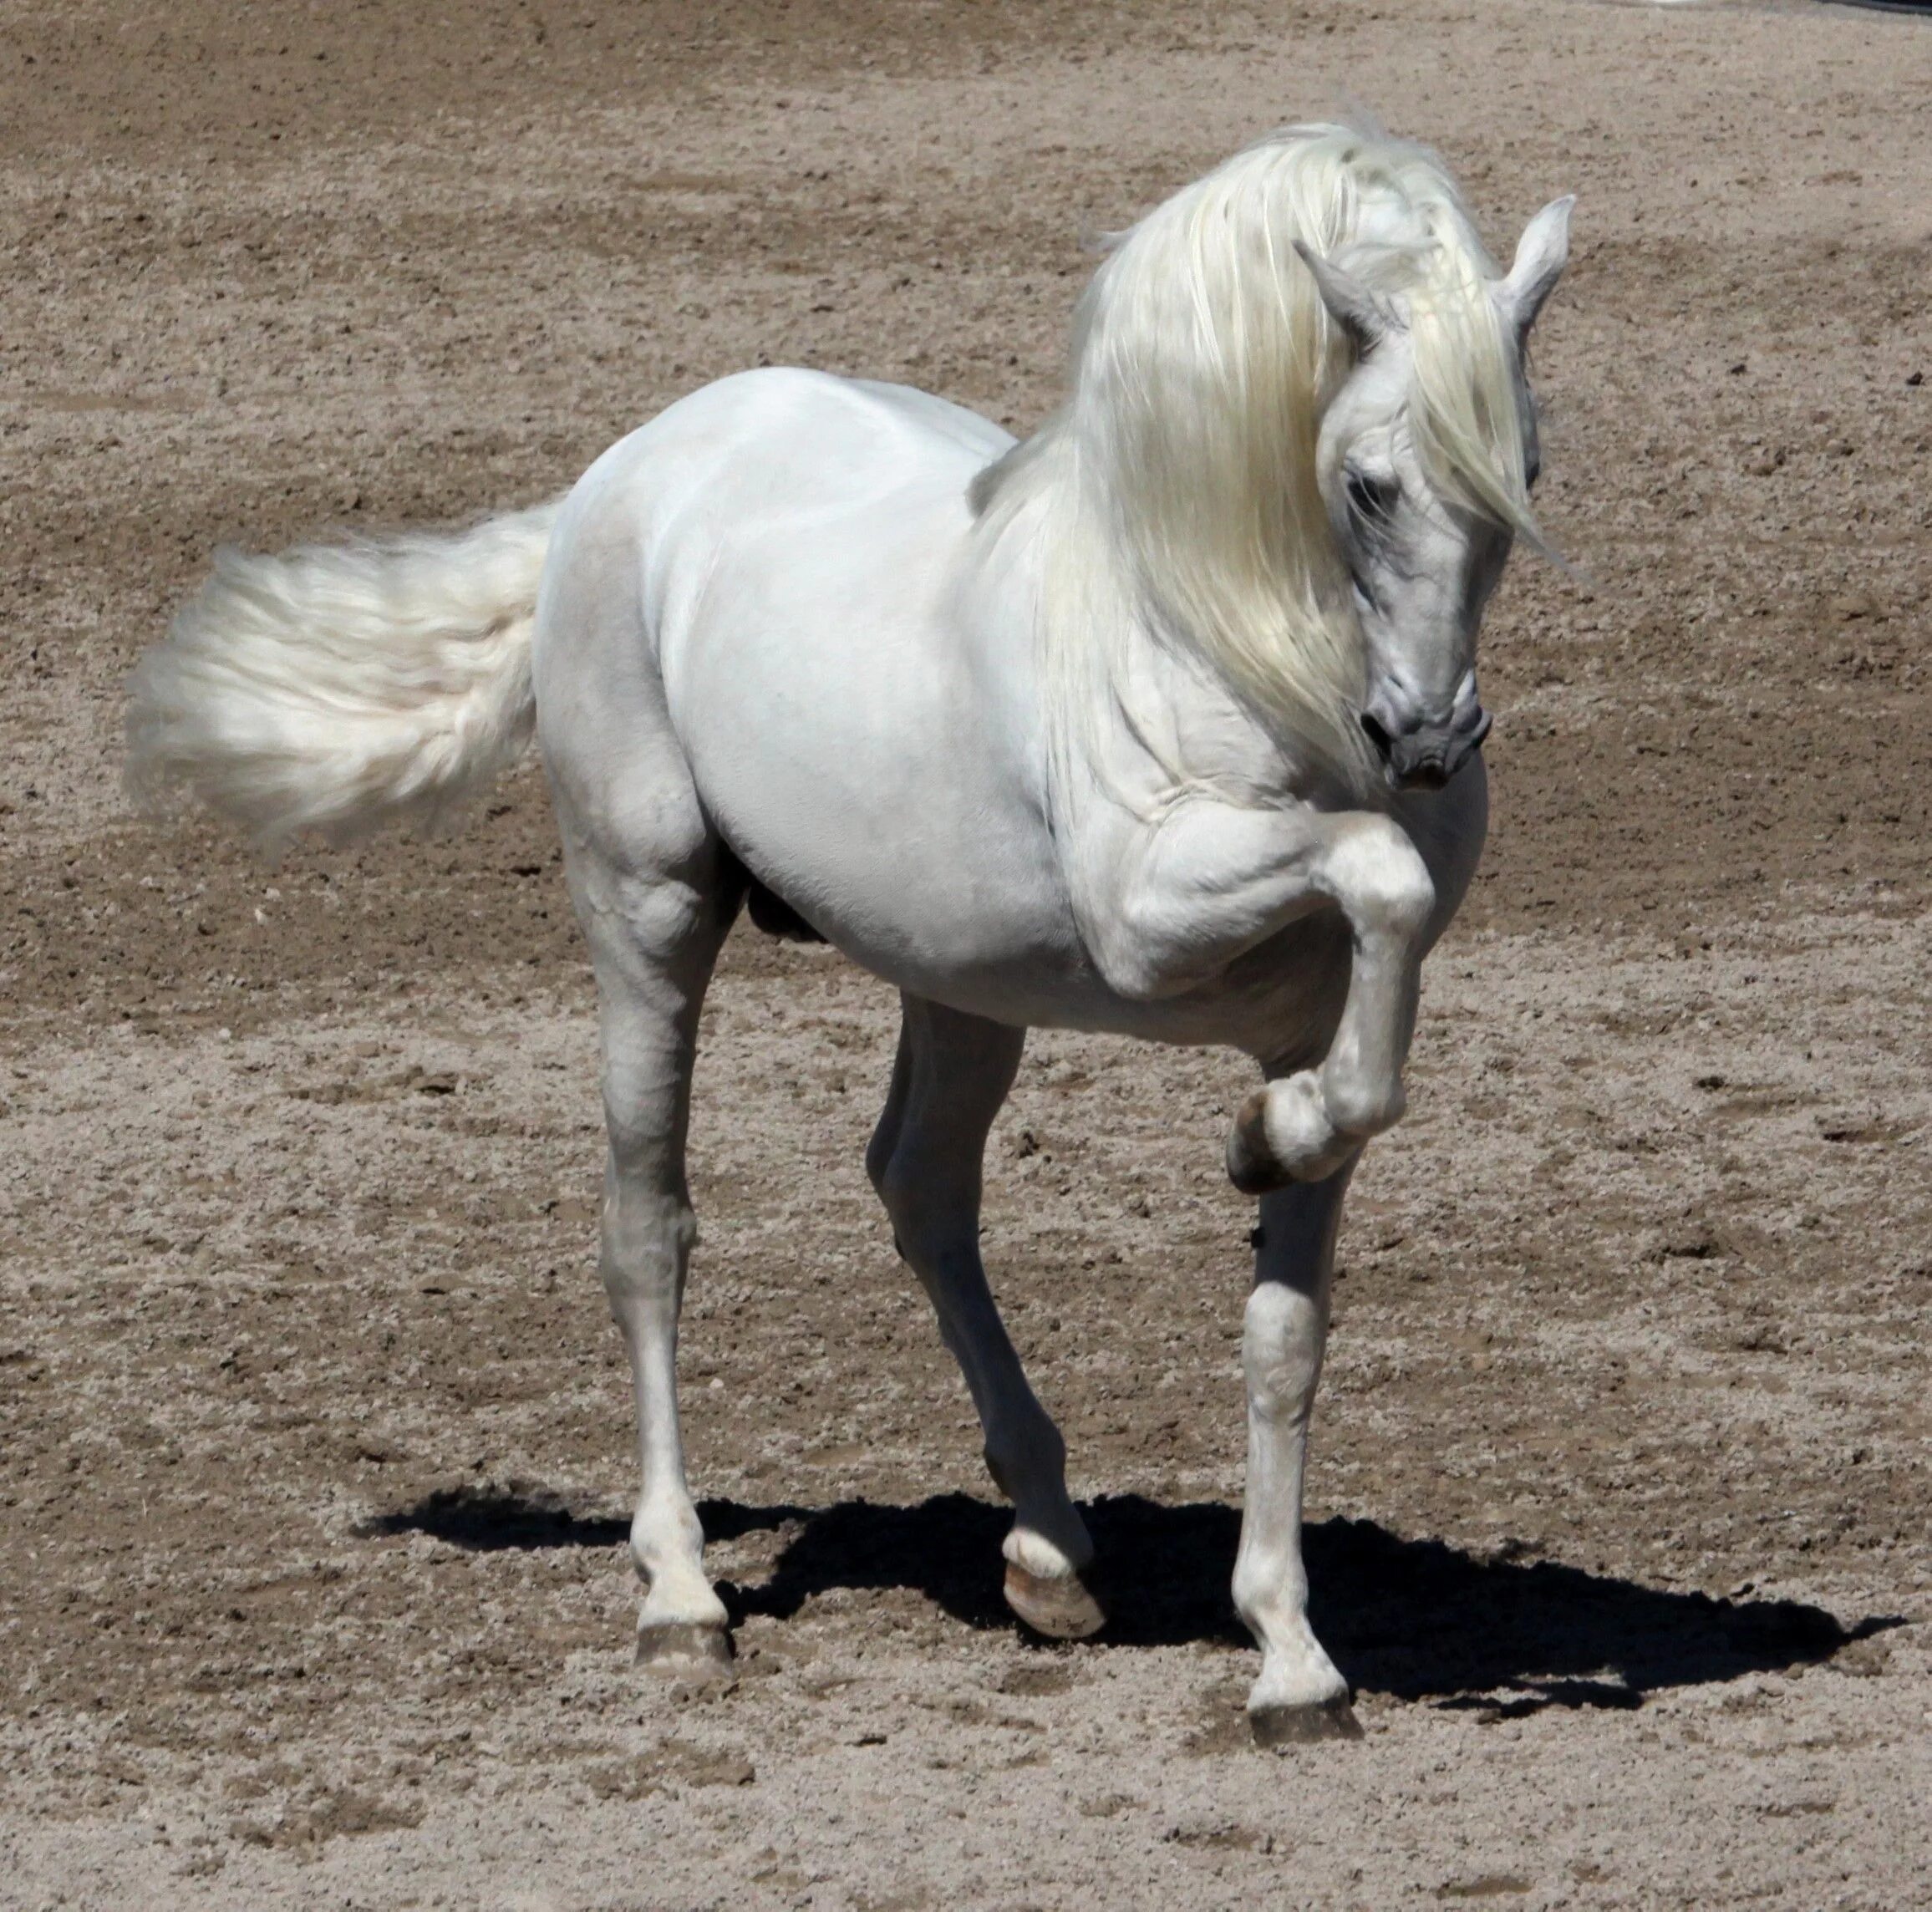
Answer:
3 0 1932 1905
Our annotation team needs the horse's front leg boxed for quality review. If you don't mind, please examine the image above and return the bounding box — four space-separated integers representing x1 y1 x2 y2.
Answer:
1225 813 1434 1191
1233 1163 1362 1743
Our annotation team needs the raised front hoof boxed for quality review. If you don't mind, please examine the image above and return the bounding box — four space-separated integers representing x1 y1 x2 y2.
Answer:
1226 1092 1293 1197
1004 1563 1106 1640
1225 1086 1355 1195
635 1620 735 1677
1248 1697 1364 1748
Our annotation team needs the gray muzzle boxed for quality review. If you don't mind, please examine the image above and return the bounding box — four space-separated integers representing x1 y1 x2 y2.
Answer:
1359 700 1492 793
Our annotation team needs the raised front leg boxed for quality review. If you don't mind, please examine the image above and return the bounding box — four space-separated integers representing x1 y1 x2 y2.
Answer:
1225 813 1435 1191
1233 1162 1360 1745
1074 792 1443 1190
867 995 1102 1639
1069 725 1489 1192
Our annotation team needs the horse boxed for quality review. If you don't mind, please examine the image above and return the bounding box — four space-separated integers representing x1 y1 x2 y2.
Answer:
127 123 1572 1746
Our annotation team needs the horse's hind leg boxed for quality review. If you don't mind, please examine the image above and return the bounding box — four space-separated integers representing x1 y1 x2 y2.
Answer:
867 995 1102 1639
566 834 740 1672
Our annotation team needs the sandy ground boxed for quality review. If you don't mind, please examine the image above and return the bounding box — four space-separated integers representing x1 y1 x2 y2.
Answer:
3 0 1931 1906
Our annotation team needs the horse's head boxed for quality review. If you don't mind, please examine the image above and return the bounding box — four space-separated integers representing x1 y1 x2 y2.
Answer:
1299 198 1573 793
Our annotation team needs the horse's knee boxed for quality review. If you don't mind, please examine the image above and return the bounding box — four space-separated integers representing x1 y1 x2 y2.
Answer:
1321 818 1436 943
1242 1281 1324 1421
1321 1069 1406 1141
631 1492 706 1571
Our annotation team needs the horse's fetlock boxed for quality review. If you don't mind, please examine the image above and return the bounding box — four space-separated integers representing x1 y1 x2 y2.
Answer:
983 1409 1067 1502
1231 1554 1304 1634
629 1497 707 1581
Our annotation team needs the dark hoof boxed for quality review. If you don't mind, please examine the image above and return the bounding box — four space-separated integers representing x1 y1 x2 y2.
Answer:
1225 1091 1289 1196
1249 1697 1364 1747
1004 1563 1106 1640
635 1621 735 1676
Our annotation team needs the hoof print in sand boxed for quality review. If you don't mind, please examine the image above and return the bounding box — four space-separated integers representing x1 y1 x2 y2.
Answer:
1249 1698 1365 1747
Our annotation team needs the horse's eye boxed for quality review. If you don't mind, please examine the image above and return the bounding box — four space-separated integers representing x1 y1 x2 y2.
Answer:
1345 470 1398 526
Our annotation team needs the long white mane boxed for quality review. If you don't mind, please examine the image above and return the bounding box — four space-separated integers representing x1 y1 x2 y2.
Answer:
973 124 1538 801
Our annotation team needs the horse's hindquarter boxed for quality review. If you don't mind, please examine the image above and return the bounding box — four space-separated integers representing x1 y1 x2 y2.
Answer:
542 369 1085 1008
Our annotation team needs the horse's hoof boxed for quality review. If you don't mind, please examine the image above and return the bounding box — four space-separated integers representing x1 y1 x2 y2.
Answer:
1226 1091 1290 1195
1226 1080 1356 1193
1004 1563 1106 1640
1248 1697 1364 1747
635 1621 735 1676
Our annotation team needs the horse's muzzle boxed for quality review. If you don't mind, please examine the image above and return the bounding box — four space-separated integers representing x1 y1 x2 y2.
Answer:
1360 704 1492 792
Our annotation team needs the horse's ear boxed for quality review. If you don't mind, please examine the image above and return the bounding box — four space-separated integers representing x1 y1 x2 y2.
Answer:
1496 196 1574 342
1292 241 1397 356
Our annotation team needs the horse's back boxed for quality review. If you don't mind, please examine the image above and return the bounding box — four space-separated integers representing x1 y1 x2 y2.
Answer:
561 366 1006 533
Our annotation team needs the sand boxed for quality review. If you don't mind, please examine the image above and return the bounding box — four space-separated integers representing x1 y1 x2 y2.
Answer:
3 1 1930 1905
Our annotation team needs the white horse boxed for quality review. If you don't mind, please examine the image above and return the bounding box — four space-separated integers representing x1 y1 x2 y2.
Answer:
129 125 1571 1745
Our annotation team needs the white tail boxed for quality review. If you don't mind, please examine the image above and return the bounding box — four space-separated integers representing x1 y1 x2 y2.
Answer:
126 499 562 849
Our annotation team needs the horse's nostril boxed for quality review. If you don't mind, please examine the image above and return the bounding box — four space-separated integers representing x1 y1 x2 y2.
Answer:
1359 710 1393 758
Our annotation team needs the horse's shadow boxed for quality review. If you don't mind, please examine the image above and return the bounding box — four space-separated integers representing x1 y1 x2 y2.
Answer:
366 1483 1898 1713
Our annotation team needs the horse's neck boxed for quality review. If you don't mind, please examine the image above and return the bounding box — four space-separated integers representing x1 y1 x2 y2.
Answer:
977 462 1348 837
1068 610 1329 817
